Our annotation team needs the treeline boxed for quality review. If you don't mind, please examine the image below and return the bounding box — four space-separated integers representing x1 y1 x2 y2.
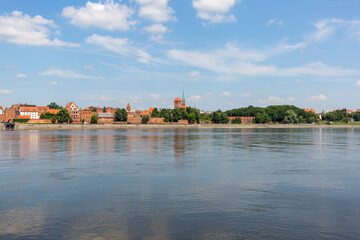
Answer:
322 109 360 123
226 105 317 123
151 107 201 123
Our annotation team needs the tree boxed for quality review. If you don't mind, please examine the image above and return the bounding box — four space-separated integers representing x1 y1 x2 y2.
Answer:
142 115 150 124
48 102 62 109
309 117 316 123
39 113 45 119
91 114 98 124
51 117 56 124
188 112 197 124
114 108 127 122
91 107 97 112
211 110 229 124
151 107 161 118
103 106 107 113
56 109 72 123
283 110 299 124
231 117 242 124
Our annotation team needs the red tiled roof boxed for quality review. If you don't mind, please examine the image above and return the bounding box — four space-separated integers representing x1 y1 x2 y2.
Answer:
18 115 31 119
20 107 38 112
174 98 181 102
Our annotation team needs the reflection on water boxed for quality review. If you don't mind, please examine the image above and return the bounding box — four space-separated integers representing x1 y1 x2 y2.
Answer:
1 128 360 239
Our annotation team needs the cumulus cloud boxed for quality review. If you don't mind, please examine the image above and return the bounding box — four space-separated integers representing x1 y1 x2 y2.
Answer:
62 1 135 31
308 94 327 101
0 89 13 94
142 23 168 34
192 0 238 23
189 71 201 77
16 73 27 78
39 69 97 79
167 42 360 77
355 80 360 86
259 96 295 104
136 0 175 22
221 91 231 96
86 34 154 63
0 11 78 47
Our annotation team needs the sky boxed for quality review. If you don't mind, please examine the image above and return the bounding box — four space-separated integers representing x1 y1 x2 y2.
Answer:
1 0 360 112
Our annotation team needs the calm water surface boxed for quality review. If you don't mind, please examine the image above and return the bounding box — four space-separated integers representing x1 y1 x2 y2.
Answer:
1 128 360 239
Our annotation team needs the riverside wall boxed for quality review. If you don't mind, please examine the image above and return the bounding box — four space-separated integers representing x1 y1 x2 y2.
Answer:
1 123 360 131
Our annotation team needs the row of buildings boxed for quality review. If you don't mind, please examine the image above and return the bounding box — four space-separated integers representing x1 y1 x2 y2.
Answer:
0 95 191 124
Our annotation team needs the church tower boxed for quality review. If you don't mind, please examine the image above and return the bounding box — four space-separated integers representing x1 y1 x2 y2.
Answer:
181 91 186 107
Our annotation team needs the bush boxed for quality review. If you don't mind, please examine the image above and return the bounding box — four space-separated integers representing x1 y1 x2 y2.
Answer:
13 119 30 123
142 115 150 124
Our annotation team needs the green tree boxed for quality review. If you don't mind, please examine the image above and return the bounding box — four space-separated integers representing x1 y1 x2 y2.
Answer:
188 112 197 124
142 115 150 124
309 117 316 123
39 113 45 119
103 106 107 113
283 110 299 124
211 110 229 124
151 107 161 118
91 114 98 124
51 117 56 124
56 108 72 123
48 102 62 109
231 117 242 124
114 108 128 122
91 107 97 112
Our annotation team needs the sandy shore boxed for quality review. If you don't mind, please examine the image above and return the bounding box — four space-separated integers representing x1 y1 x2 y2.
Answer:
1 123 360 131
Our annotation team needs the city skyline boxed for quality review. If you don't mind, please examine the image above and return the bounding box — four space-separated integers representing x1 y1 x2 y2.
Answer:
1 0 360 111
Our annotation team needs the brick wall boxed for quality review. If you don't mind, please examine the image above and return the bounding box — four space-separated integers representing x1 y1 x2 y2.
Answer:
149 117 165 124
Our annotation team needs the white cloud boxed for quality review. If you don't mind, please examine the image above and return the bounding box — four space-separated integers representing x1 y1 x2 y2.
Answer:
241 93 251 98
168 42 360 77
99 96 116 101
62 1 135 31
86 34 154 63
189 95 202 101
192 0 238 23
221 91 231 96
308 94 327 101
0 89 13 94
259 96 295 104
309 19 360 42
356 80 360 86
49 81 57 86
150 94 160 99
39 69 96 79
142 23 168 34
16 73 27 78
136 0 175 22
266 19 283 26
189 71 201 77
296 78 302 84
0 11 78 47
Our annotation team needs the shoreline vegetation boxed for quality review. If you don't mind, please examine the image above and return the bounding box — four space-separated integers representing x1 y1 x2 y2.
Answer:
2 123 360 131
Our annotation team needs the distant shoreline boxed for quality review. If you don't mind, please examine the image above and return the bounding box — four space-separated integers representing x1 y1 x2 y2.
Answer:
1 123 360 131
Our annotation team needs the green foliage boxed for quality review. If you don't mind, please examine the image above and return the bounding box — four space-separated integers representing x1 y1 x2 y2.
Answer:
283 110 299 124
308 117 316 123
142 115 150 124
114 108 127 122
51 117 56 124
91 108 97 112
354 112 360 121
158 107 200 123
227 105 317 124
200 114 211 121
13 119 29 123
151 107 161 118
342 117 349 123
91 114 98 124
322 109 348 122
39 113 45 119
188 112 197 124
103 106 107 113
160 109 172 122
56 108 72 123
231 117 242 124
40 112 55 119
47 102 62 109
211 110 229 124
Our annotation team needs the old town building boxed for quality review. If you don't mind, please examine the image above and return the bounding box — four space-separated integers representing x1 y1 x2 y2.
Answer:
65 102 80 122
19 106 39 120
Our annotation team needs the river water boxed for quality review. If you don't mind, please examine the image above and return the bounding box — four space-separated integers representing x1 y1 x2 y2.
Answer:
1 128 360 239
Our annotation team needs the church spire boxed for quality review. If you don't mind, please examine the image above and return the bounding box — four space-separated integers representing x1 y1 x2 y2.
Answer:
182 91 186 106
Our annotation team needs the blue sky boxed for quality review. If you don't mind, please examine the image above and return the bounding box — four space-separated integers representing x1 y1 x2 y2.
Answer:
1 0 360 112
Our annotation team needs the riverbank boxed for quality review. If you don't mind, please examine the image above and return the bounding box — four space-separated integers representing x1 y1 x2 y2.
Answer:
1 123 360 131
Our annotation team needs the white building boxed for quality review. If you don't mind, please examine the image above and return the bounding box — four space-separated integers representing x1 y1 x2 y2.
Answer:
0 106 3 115
19 106 39 119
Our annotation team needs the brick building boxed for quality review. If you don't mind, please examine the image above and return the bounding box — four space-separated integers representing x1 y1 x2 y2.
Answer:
65 102 80 122
228 116 255 124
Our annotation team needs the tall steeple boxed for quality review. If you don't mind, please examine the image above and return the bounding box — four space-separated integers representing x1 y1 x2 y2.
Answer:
182 91 186 106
